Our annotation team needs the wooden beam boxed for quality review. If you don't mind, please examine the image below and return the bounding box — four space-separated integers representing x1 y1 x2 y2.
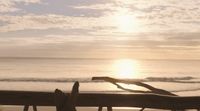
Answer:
0 90 200 110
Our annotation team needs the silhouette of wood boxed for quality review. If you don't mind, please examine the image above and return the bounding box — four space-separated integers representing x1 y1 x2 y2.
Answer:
0 78 200 111
23 105 37 111
92 76 181 111
0 90 200 110
140 108 145 111
23 105 29 111
92 77 176 96
55 81 79 111
97 106 112 111
107 106 112 111
33 105 37 111
98 106 102 111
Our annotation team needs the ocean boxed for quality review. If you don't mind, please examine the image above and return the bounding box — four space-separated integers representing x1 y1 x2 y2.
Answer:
0 58 200 96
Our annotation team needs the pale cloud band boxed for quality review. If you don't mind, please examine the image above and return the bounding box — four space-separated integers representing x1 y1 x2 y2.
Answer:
0 0 41 13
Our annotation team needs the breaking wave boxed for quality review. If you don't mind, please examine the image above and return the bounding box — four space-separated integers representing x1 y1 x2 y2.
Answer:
0 76 199 83
1 76 200 93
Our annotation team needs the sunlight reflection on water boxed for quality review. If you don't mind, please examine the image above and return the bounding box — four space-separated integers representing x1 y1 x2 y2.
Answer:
111 59 140 78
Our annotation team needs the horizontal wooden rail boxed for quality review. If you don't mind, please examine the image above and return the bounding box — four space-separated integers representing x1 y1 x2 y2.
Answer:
0 90 200 110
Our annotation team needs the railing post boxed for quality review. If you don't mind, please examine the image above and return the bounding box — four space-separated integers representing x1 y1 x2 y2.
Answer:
107 106 112 111
98 106 103 111
140 108 145 111
33 105 37 111
23 105 29 111
23 105 37 111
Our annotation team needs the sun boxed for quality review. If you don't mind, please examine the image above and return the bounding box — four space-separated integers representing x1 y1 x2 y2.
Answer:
114 8 139 33
116 15 137 33
112 59 139 78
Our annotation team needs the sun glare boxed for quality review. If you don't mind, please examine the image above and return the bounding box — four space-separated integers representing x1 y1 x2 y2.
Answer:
112 59 139 78
114 8 139 33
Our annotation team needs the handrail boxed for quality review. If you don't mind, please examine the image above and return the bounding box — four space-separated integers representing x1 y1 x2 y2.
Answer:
0 90 200 110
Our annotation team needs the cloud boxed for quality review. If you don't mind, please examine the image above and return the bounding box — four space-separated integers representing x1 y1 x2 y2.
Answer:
1 0 200 33
0 14 119 33
14 0 41 3
0 1 18 13
0 31 200 59
1 32 200 49
166 33 200 41
0 36 199 59
73 3 116 11
0 0 41 13
0 0 200 59
71 0 200 32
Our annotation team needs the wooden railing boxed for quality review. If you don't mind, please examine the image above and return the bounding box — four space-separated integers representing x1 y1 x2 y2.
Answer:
0 90 200 111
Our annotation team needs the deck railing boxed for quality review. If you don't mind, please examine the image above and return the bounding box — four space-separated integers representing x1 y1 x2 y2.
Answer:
1 77 200 111
0 90 200 111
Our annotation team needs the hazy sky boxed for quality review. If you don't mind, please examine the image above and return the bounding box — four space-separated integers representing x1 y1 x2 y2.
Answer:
0 0 200 59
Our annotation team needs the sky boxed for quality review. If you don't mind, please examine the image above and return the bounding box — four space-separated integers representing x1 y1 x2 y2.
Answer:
0 0 200 59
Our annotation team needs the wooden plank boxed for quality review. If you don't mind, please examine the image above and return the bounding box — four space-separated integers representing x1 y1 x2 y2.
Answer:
0 91 200 110
78 93 200 110
0 91 54 106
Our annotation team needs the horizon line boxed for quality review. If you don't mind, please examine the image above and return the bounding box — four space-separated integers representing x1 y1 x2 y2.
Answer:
0 56 200 61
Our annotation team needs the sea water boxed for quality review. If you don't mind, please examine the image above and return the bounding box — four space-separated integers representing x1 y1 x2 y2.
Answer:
0 58 200 96
0 58 200 111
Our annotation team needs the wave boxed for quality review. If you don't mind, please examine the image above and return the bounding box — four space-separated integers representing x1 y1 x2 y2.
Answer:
1 76 200 93
172 87 200 92
0 76 199 83
0 77 92 83
145 76 200 83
